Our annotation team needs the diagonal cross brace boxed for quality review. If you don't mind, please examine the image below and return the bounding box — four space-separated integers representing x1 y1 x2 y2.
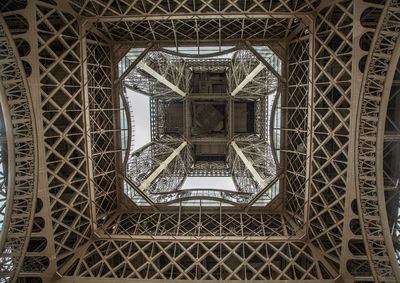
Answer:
231 141 269 188
137 61 186 97
139 141 187 191
231 62 266 96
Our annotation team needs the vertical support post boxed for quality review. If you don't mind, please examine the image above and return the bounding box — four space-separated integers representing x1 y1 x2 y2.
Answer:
79 20 97 231
229 96 234 140
303 16 315 235
184 98 190 139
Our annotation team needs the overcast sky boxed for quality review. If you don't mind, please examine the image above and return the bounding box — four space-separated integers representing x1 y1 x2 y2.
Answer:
127 89 151 151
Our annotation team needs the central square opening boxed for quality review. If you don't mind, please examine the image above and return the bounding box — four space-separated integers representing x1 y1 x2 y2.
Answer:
121 46 281 207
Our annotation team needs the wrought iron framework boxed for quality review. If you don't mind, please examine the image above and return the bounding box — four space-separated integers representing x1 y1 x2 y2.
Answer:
0 0 399 283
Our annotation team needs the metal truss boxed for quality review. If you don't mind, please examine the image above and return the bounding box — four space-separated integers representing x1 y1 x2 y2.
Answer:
124 51 191 98
125 133 278 205
122 46 281 204
67 0 321 19
188 161 230 177
101 211 297 238
136 62 186 97
228 50 278 97
64 0 317 47
307 0 353 277
356 1 400 281
126 137 190 194
0 14 36 282
149 97 182 141
230 138 277 194
2 0 400 282
63 239 333 281
83 29 120 227
281 27 309 228
384 58 400 264
138 141 187 192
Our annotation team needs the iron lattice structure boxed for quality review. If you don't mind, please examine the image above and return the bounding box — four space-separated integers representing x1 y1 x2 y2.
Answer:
0 1 399 283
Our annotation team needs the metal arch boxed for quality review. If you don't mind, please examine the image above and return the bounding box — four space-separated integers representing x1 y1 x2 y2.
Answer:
149 187 254 206
158 45 243 59
154 194 247 206
356 1 400 281
0 15 37 283
0 55 16 270
376 36 400 281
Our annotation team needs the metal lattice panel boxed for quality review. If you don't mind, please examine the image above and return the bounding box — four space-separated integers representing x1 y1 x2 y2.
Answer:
67 0 321 17
64 240 332 281
307 0 353 275
85 31 118 226
102 211 297 237
283 27 309 227
37 5 93 269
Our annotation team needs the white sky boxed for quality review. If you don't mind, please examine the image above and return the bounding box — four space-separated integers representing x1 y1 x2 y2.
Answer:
181 177 236 191
126 89 151 151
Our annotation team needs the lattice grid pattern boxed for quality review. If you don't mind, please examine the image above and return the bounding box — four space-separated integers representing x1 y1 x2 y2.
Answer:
307 0 353 274
0 0 399 282
65 239 332 281
283 27 309 227
36 2 92 270
86 31 118 225
103 211 296 237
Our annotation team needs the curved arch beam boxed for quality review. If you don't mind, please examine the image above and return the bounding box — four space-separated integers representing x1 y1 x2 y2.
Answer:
0 15 37 283
159 45 242 59
376 25 400 283
356 1 400 281
0 56 16 266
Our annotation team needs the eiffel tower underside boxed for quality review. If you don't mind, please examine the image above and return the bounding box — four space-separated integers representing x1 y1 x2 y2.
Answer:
0 0 400 282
